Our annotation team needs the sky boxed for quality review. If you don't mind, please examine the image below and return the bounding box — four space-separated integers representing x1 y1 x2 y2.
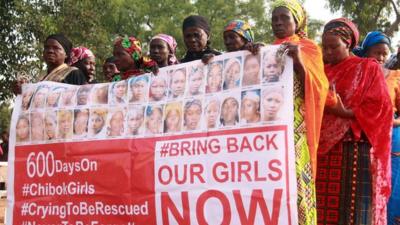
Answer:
303 0 400 50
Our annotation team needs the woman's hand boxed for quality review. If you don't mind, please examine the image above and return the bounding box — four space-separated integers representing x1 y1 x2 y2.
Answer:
325 94 354 118
243 42 265 55
281 42 305 84
201 53 214 65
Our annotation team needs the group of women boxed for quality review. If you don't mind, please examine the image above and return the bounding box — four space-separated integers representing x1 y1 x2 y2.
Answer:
14 0 400 224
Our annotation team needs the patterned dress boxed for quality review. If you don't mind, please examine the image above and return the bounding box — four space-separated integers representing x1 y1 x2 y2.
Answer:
293 75 317 225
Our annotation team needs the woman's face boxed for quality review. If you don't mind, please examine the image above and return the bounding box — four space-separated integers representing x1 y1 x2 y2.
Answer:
322 33 350 65
150 78 166 101
263 56 281 81
224 60 240 88
43 39 67 67
45 116 56 140
147 108 162 134
128 111 144 133
132 80 147 101
183 27 208 52
113 45 136 72
31 116 44 140
263 92 283 121
242 99 259 121
366 43 390 64
222 98 238 125
170 70 186 98
223 31 246 52
110 111 124 135
185 104 201 130
166 110 181 132
74 111 89 135
207 64 222 92
103 62 118 81
16 118 29 141
150 39 170 66
91 113 105 134
271 7 296 39
206 101 219 128
244 56 260 85
114 82 127 99
83 57 96 81
47 91 60 107
189 70 203 95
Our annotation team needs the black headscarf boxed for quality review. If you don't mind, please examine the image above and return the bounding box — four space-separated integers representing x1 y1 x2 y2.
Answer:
45 34 73 63
182 15 211 35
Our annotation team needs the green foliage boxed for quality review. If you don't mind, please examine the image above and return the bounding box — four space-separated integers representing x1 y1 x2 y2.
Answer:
326 0 400 38
0 103 12 133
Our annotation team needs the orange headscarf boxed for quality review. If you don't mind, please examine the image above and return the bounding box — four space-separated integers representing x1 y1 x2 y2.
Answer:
274 35 329 177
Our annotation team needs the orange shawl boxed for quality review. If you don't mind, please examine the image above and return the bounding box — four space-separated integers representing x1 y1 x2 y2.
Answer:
385 69 400 113
274 35 329 176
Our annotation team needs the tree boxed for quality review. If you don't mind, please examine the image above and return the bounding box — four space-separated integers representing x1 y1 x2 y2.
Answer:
326 0 400 38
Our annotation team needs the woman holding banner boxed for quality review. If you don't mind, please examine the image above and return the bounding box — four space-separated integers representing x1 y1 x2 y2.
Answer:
270 0 330 224
317 20 392 225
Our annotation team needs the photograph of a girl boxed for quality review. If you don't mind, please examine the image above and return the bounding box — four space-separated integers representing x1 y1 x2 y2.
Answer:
220 96 239 127
145 105 163 135
149 74 168 101
205 98 220 129
261 87 284 121
169 68 187 99
187 65 205 96
16 114 30 143
262 49 285 83
126 106 145 135
107 109 125 137
129 75 149 103
206 61 223 93
184 99 202 131
110 81 127 104
57 110 73 139
30 111 45 141
46 86 65 108
31 85 50 109
60 87 78 107
240 90 261 124
243 54 260 86
89 108 108 138
91 84 109 105
22 87 35 111
73 109 89 138
223 57 241 90
164 102 182 133
76 85 92 106
44 111 57 141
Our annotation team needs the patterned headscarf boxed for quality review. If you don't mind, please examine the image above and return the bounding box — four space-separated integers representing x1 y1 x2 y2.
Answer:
271 0 307 37
323 18 360 50
150 34 178 65
114 36 142 62
113 36 157 80
224 19 254 43
69 47 95 65
353 31 391 57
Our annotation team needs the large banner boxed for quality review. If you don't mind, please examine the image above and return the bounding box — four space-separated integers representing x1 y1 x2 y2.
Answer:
7 46 297 224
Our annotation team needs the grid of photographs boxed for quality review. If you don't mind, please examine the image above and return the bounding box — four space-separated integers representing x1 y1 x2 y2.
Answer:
15 46 292 145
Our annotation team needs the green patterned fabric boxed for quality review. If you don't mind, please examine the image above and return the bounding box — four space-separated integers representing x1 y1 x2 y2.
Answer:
293 76 317 225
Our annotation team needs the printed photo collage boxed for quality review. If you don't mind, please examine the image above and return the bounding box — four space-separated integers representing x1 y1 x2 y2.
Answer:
15 46 292 145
